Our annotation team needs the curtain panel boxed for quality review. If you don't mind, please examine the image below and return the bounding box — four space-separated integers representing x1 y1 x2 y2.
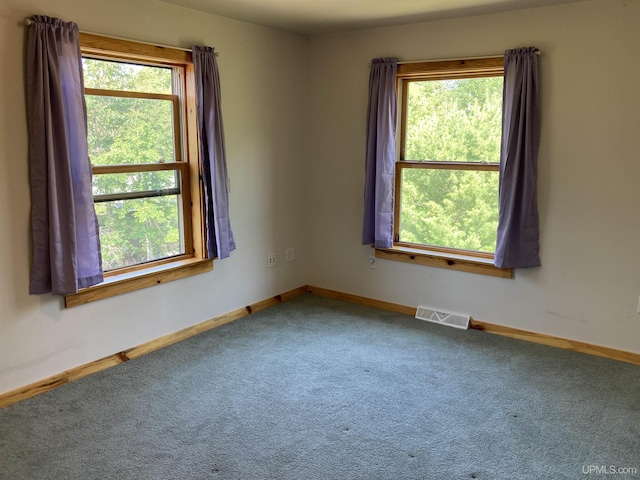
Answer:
26 16 103 295
192 46 236 259
362 57 398 248
494 47 541 269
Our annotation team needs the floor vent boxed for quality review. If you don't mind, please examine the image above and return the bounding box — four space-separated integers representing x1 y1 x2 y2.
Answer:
415 306 470 330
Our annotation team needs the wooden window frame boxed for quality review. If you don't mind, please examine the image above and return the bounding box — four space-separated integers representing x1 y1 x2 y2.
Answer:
65 34 209 307
382 57 512 277
394 162 499 261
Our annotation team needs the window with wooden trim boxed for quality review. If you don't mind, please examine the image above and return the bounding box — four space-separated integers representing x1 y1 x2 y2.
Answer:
65 34 209 307
395 57 504 259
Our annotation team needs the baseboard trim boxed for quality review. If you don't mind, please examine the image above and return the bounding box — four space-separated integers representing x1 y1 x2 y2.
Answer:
305 285 640 367
467 320 640 366
3 284 638 409
0 286 308 409
306 285 416 316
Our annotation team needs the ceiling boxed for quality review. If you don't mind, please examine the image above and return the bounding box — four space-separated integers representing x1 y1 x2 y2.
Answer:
157 0 587 35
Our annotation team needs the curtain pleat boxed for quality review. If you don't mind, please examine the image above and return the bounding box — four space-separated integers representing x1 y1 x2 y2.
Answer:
362 57 398 248
27 15 103 295
192 46 235 259
494 47 541 269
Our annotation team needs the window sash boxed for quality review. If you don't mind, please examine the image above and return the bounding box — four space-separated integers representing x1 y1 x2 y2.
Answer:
394 162 499 259
85 87 182 164
91 161 193 273
82 52 196 274
394 59 503 259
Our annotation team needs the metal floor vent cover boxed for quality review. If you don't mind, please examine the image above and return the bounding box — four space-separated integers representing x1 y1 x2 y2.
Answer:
415 306 470 330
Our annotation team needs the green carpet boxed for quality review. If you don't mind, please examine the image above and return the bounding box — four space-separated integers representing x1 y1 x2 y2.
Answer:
1 294 638 479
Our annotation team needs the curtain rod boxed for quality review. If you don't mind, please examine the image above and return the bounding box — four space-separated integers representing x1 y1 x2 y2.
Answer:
20 17 218 56
369 50 540 66
397 50 540 64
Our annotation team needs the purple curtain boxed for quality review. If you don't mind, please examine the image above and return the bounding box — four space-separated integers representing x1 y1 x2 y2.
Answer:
362 57 398 248
26 16 103 295
192 46 235 259
494 47 541 269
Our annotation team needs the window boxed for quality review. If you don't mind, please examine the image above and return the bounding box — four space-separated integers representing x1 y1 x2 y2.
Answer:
65 34 209 307
84 58 192 271
394 57 504 260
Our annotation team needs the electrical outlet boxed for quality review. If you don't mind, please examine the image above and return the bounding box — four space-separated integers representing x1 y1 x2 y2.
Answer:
369 252 377 269
286 248 296 262
267 254 277 268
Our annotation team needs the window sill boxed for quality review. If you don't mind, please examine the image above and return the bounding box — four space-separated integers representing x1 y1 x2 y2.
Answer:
65 257 214 308
375 246 512 279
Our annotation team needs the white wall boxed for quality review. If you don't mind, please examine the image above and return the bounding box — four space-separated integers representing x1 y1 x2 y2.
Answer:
306 0 640 354
0 0 309 395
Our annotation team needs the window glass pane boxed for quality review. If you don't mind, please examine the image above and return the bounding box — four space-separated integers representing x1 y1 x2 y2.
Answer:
86 96 175 165
405 77 503 163
93 171 179 197
399 168 499 253
83 58 172 94
95 196 184 271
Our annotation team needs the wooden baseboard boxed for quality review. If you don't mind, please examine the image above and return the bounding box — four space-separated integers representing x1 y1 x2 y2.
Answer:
467 320 640 366
3 284 638 409
305 285 640 367
0 286 308 409
306 285 416 316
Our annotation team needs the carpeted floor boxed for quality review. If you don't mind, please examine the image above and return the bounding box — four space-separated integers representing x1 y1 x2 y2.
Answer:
1 294 639 479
